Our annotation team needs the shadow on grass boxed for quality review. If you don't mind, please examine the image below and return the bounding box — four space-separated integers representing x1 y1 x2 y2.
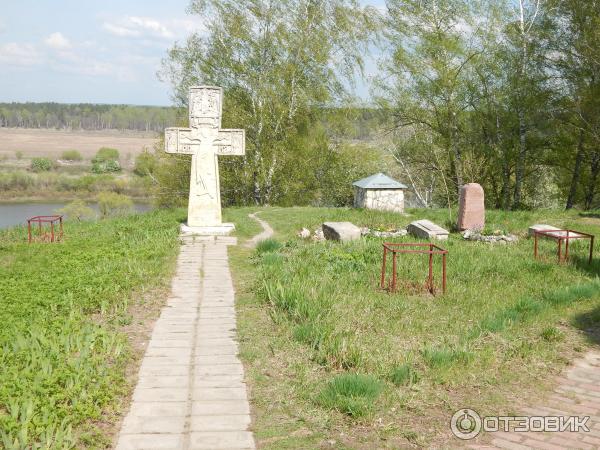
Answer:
579 212 600 219
571 255 600 278
572 303 600 346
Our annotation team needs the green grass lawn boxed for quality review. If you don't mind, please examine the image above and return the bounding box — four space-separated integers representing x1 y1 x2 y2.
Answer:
228 207 600 448
0 209 184 449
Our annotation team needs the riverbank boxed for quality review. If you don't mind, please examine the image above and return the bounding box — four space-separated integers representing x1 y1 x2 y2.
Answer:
0 201 154 230
0 170 154 202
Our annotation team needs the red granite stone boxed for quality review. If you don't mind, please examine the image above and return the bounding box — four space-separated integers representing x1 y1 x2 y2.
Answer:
457 183 485 231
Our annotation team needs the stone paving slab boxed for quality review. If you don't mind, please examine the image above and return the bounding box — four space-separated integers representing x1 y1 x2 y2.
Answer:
116 237 255 450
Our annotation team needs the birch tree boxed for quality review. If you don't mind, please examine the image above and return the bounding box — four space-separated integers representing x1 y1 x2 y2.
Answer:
160 0 378 205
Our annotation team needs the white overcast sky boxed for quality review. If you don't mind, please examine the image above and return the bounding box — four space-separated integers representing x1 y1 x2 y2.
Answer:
0 0 386 106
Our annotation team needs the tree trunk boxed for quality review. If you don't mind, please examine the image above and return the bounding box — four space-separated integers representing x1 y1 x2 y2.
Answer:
512 108 527 209
584 151 600 210
501 162 511 210
566 129 585 209
451 136 464 196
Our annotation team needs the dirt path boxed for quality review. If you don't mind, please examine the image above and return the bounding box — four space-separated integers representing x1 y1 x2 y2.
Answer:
245 212 274 248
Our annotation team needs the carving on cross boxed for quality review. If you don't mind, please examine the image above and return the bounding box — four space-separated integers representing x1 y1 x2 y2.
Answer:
164 86 245 199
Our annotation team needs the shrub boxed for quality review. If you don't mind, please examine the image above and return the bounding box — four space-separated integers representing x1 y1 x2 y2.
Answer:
0 171 34 190
92 159 121 174
15 150 23 160
94 147 120 162
91 148 121 173
134 150 157 177
97 192 134 218
317 373 383 418
57 200 96 222
30 157 53 172
61 150 83 161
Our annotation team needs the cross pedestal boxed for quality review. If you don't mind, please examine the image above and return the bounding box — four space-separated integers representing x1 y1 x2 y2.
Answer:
165 86 245 235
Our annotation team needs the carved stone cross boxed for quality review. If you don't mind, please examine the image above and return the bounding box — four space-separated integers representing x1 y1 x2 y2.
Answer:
165 86 245 234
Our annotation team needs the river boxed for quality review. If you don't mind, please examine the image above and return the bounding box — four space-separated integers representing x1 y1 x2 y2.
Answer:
0 202 152 230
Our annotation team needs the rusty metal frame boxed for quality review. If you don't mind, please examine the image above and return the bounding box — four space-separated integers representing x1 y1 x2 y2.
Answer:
533 229 594 264
27 215 64 243
380 242 448 295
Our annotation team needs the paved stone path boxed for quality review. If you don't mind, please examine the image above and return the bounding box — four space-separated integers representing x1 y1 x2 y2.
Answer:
116 235 255 450
476 350 600 449
245 212 274 248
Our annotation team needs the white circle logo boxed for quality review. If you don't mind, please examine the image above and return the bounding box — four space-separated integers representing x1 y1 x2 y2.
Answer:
451 408 482 440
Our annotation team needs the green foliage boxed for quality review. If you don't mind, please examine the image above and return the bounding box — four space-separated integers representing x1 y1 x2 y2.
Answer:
61 150 83 161
15 150 23 160
30 157 53 172
376 0 600 211
92 148 121 174
0 171 151 200
160 0 379 206
92 159 121 174
133 150 157 177
540 327 565 342
94 147 120 163
389 363 420 386
256 238 282 254
0 210 181 448
317 373 383 418
97 192 134 218
421 346 473 369
57 200 96 221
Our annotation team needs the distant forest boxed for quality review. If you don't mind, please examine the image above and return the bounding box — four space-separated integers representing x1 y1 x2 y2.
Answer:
0 103 180 132
0 102 383 141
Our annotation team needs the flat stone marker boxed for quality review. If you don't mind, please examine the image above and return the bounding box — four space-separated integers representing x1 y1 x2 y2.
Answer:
407 220 449 241
165 86 245 236
528 224 583 239
322 222 361 242
116 236 255 450
457 183 485 231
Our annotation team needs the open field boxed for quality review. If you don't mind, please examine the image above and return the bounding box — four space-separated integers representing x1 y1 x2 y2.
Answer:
225 207 600 448
0 128 159 158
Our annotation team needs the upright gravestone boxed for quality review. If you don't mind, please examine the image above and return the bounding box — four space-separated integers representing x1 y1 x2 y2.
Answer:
457 183 485 231
165 86 245 235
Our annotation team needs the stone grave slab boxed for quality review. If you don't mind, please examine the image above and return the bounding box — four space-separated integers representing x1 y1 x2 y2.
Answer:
407 220 449 241
322 222 361 242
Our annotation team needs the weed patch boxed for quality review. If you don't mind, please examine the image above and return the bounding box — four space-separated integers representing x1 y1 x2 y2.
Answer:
256 238 282 254
316 373 383 418
389 363 420 386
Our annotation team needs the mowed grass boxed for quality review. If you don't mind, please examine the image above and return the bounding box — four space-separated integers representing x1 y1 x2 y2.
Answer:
0 209 182 448
229 207 600 448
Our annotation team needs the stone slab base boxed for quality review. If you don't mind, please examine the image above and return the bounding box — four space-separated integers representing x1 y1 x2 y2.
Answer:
180 223 235 236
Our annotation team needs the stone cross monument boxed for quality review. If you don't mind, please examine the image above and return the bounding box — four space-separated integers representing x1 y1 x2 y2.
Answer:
165 86 245 235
